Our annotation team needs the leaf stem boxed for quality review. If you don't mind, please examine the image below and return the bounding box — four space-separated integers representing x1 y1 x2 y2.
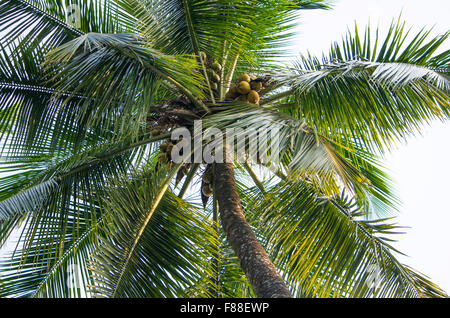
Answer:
178 163 200 198
242 161 266 194
182 0 216 105
259 89 293 106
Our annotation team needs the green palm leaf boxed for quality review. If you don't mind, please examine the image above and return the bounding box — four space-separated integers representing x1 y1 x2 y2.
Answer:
89 167 218 298
239 180 448 298
267 20 450 152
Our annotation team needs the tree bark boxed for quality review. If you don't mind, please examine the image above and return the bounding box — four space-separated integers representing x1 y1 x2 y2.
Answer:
213 161 293 298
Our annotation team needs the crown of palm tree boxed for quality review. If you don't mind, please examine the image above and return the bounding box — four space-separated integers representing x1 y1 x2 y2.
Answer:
0 0 449 298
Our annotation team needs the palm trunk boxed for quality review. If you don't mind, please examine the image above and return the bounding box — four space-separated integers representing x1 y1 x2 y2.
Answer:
214 161 293 298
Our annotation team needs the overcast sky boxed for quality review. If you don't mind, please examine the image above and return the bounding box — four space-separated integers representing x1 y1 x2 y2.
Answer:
294 0 450 293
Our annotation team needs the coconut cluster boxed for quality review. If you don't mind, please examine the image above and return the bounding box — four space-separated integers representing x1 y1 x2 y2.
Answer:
201 167 213 197
225 73 264 105
200 165 213 207
198 51 222 94
157 137 184 169
158 140 174 168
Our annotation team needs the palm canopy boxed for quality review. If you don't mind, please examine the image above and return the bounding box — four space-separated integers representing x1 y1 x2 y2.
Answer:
0 0 448 298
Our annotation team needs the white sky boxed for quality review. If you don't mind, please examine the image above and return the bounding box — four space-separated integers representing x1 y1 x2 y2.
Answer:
295 0 450 293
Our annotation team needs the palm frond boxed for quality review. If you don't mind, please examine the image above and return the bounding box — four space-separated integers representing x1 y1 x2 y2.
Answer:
0 178 58 220
0 0 82 49
44 32 207 127
0 36 101 155
89 167 218 298
6 0 127 35
0 132 166 294
0 198 101 298
239 180 448 298
0 131 165 222
269 20 450 152
116 0 321 69
292 0 332 10
203 103 368 196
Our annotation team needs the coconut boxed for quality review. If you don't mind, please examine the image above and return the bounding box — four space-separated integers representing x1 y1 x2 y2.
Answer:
211 62 222 73
199 51 207 63
237 94 248 102
159 142 168 153
202 171 212 184
202 184 213 197
250 81 263 92
166 143 174 154
238 74 251 82
237 81 251 94
225 86 239 100
150 128 160 136
211 72 221 83
211 82 218 90
158 152 169 163
247 90 260 104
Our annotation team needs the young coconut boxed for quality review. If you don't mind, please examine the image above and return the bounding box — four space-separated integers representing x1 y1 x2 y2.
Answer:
211 72 221 83
211 62 222 73
237 81 251 94
225 86 239 100
158 152 169 164
237 94 248 102
250 81 263 92
238 73 251 82
208 69 220 83
247 90 260 105
198 51 207 63
165 143 174 155
159 142 169 153
150 128 161 137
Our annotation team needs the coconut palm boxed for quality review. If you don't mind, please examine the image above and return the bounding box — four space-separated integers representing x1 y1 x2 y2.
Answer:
0 0 449 298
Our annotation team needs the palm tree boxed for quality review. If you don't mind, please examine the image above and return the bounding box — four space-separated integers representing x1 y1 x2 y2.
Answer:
0 0 449 298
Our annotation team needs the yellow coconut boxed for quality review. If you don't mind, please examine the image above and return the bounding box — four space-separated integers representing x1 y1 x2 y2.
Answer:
247 90 260 105
225 86 239 100
225 91 234 100
238 73 251 82
237 81 251 94
250 81 263 92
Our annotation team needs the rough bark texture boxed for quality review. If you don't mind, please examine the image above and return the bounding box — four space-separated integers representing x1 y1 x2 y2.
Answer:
214 161 293 298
